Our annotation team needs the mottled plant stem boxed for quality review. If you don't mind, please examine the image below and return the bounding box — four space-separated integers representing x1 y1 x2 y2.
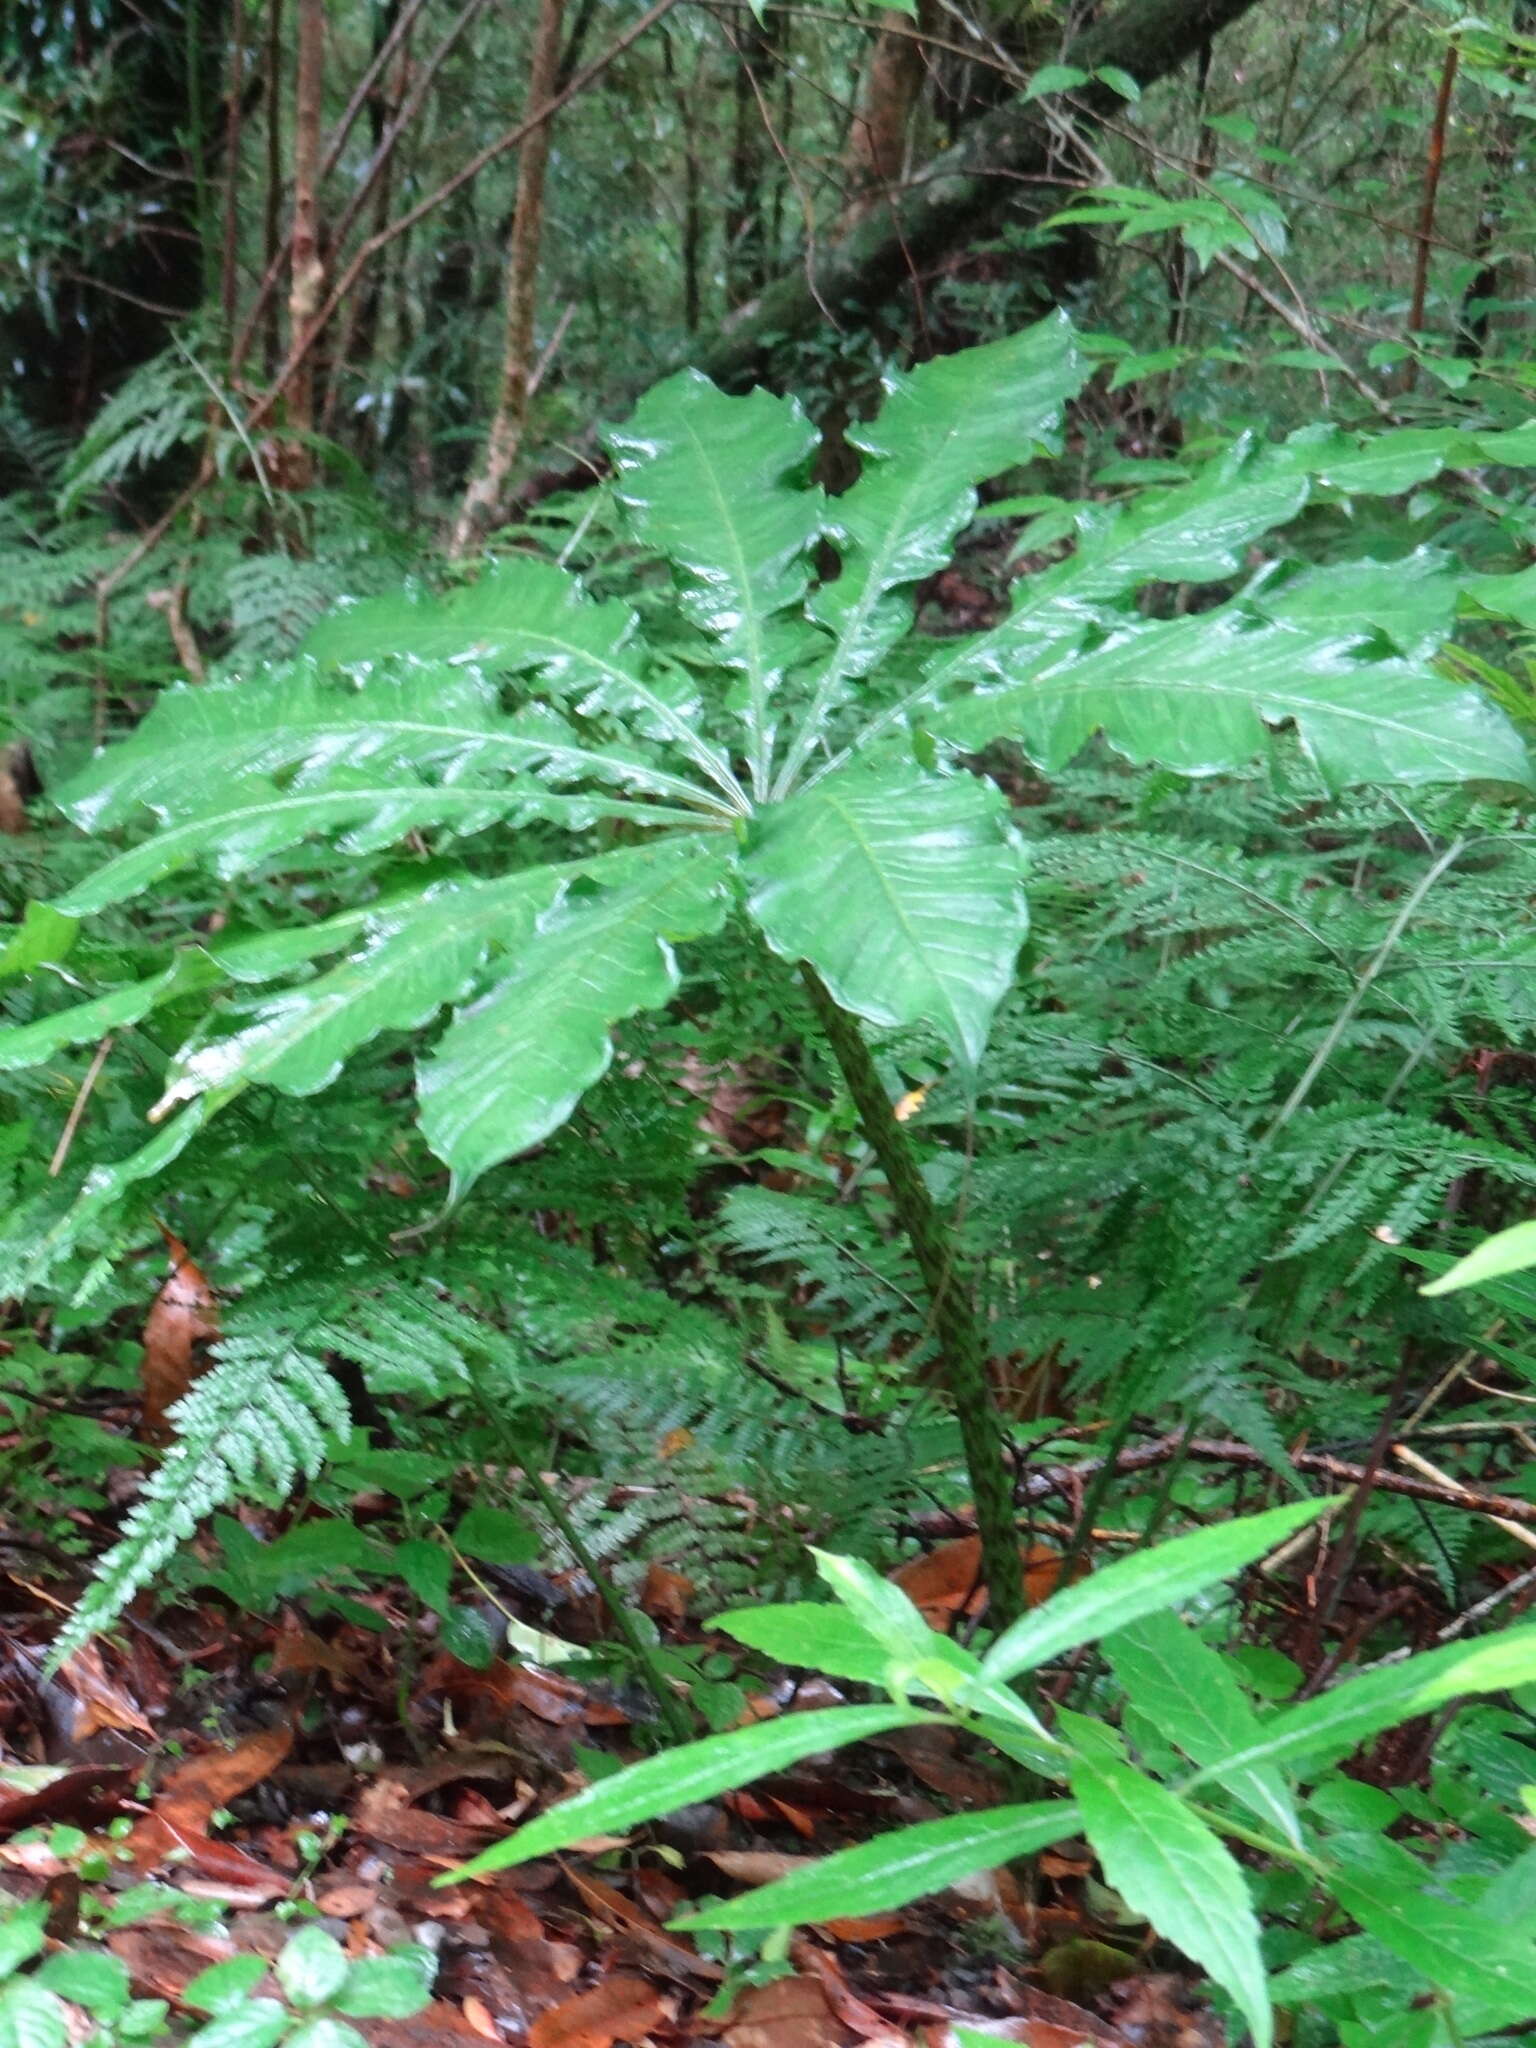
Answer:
801 966 1024 1633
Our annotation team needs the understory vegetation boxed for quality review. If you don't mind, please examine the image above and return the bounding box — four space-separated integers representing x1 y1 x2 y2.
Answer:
5 3 1536 2044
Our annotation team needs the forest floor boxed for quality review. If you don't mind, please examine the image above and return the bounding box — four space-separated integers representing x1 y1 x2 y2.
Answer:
2 1503 1230 2048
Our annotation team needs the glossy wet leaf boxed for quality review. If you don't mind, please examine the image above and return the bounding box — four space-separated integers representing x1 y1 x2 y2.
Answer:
806 315 1086 687
747 765 1026 1063
417 841 731 1190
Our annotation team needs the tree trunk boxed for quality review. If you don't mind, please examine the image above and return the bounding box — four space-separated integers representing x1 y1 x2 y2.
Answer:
450 0 567 556
285 0 326 486
725 10 783 306
842 5 934 225
695 0 1268 391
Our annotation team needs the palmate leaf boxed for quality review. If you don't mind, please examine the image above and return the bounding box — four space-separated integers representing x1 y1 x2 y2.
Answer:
746 763 1027 1064
417 838 732 1192
605 373 823 797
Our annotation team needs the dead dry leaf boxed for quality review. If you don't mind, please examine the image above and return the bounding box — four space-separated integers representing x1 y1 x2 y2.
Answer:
640 1561 693 1626
158 1720 293 1823
59 1646 156 1742
527 1973 669 2048
141 1226 219 1440
723 1974 853 2048
891 1539 1064 1629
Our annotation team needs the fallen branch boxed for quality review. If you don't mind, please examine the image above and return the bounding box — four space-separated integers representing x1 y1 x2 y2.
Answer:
909 1432 1536 1536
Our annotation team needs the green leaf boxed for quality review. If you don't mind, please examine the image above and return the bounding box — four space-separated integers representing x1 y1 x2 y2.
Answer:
1094 65 1141 99
1068 1743 1270 2048
282 2024 370 2048
605 372 822 797
453 1503 539 1566
437 1703 935 1882
1330 1877 1536 2029
1186 1627 1536 1783
1023 63 1089 99
811 1549 945 1662
183 2002 291 2048
149 872 559 1119
0 904 77 979
714 1603 893 1686
53 777 541 918
36 1949 129 2015
185 1957 269 2015
1420 1219 1536 1295
395 1539 452 1615
782 315 1085 785
276 1928 350 2009
0 1908 45 1982
677 1801 1077 1929
746 765 1026 1064
0 1980 66 2048
1104 1613 1299 1844
979 1499 1331 1686
0 953 218 1073
936 602 1533 790
332 1952 434 2020
417 839 731 1191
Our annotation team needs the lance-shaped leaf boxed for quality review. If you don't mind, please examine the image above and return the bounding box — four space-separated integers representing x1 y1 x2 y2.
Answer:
0 952 219 1073
605 372 823 791
58 659 722 831
1182 1625 1536 1784
1033 435 1310 608
1103 1611 1300 1845
1067 1738 1271 2048
150 871 565 1118
53 777 541 919
935 603 1534 790
418 840 731 1191
805 316 1085 691
677 1802 1078 1929
441 1703 933 1882
979 1498 1329 1686
1330 1877 1536 2032
746 764 1027 1066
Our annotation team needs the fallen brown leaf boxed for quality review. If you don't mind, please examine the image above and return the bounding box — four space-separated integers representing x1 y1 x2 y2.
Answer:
527 1973 669 2048
640 1562 693 1626
109 1923 242 2001
723 1974 853 2048
705 1850 817 1888
0 1763 132 1836
59 1647 156 1742
891 1539 1064 1629
141 1226 219 1439
159 1721 293 1822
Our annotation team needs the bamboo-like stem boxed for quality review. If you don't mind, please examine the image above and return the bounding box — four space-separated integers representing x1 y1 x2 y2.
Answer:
800 966 1024 1633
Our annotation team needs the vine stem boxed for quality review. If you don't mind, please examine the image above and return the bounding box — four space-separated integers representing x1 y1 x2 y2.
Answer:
799 965 1025 1634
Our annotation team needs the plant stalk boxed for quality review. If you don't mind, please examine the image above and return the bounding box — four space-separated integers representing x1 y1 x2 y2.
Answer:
800 965 1025 1634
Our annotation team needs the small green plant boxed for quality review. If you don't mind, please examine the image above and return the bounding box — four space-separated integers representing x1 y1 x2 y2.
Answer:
180 1927 434 2048
7 313 1533 1648
440 1505 1536 2048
